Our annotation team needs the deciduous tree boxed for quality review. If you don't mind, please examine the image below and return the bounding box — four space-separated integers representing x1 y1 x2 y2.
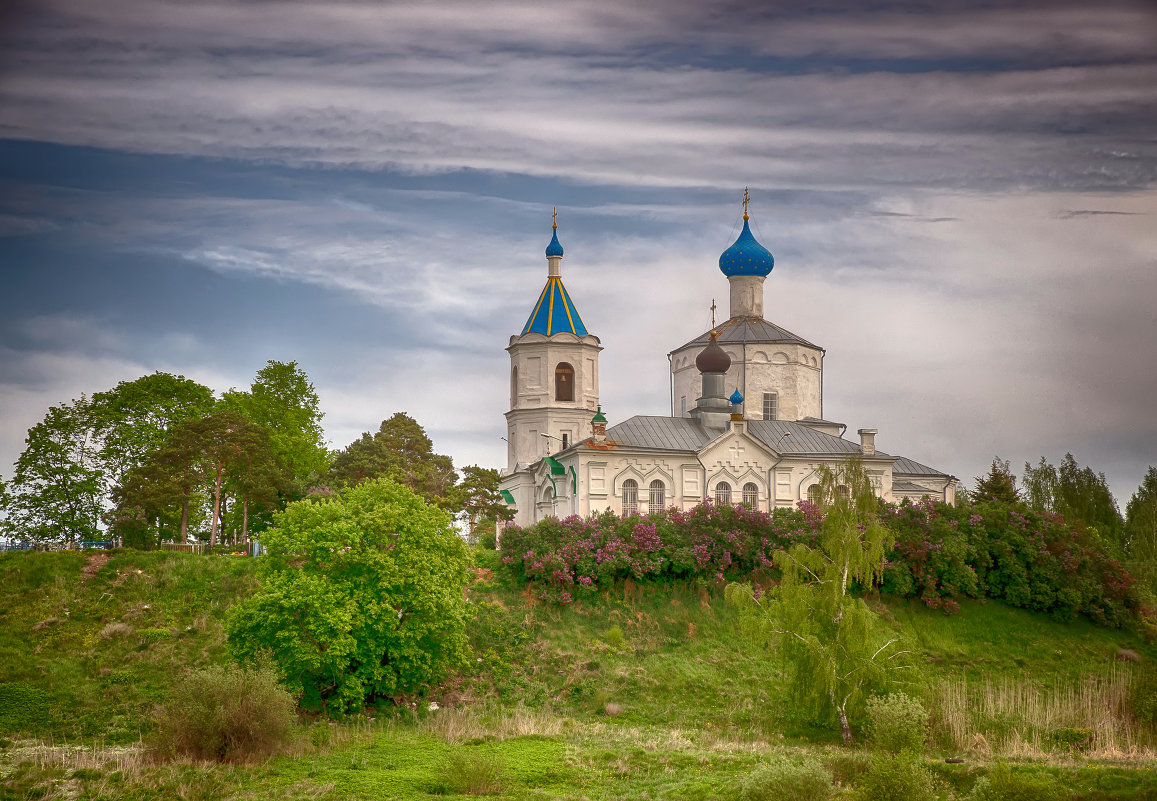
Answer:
226 477 471 714
328 413 457 508
728 458 909 745
8 399 104 542
1125 466 1157 597
1024 454 1124 553
455 465 513 540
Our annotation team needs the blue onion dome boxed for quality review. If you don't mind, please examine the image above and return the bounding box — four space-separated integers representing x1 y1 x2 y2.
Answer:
719 217 774 277
545 227 564 257
696 331 731 374
729 388 744 405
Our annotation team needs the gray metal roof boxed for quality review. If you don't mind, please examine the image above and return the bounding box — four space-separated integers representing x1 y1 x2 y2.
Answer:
891 455 949 477
670 316 822 353
892 480 938 493
601 416 714 451
747 419 869 456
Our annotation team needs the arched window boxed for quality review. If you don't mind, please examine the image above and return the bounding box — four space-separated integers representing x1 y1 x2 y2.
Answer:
742 482 758 508
622 479 638 515
836 485 850 500
510 365 519 407
555 362 574 401
715 481 732 504
649 480 665 514
806 484 821 503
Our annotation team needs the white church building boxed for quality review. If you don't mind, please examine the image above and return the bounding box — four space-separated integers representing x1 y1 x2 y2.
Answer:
499 200 956 526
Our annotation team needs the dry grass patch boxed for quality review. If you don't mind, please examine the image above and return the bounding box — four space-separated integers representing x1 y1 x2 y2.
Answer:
418 704 567 744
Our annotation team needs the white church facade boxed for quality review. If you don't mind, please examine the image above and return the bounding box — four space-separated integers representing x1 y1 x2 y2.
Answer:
499 200 956 527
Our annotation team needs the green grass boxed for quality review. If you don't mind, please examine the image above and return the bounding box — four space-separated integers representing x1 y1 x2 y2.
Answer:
2 548 1156 799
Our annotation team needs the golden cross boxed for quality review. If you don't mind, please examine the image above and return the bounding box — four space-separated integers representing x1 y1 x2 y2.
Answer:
742 186 750 220
552 207 558 229
710 298 716 328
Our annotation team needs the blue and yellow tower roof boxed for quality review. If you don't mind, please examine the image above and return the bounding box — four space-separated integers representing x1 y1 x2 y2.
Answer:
719 188 774 277
520 222 589 337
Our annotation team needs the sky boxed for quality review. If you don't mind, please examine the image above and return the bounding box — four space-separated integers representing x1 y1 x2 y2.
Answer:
0 0 1155 504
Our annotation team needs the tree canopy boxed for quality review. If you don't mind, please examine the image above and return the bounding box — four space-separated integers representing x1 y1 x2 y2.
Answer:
1125 466 1157 597
1023 454 1124 552
328 412 457 508
226 477 471 714
973 457 1020 505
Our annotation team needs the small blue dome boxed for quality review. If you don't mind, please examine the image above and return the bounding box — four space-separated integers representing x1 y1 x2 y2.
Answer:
719 218 773 277
545 228 564 258
729 389 744 405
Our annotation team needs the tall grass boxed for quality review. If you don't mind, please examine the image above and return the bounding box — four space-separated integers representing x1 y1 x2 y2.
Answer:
931 663 1154 760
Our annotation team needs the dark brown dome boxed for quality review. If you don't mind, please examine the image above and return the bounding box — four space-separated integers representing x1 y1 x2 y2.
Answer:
696 334 731 374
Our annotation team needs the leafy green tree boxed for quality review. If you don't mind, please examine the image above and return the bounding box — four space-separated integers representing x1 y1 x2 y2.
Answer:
973 457 1020 505
89 372 215 486
8 399 104 542
222 361 328 492
328 413 457 508
226 477 471 714
728 458 907 745
455 465 514 540
1125 467 1157 597
1024 454 1124 553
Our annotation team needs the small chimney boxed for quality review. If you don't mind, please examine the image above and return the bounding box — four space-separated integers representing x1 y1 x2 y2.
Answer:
591 406 607 444
858 428 877 456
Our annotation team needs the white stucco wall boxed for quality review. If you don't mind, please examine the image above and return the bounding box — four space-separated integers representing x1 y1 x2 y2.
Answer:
670 341 823 421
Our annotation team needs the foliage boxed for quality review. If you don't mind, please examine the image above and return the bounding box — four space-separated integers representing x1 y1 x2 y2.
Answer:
966 762 1068 801
881 498 1138 626
7 398 105 542
152 658 297 762
854 753 939 801
221 360 329 493
501 502 821 602
89 372 215 486
739 757 834 801
328 412 458 508
730 459 907 744
864 692 928 754
456 465 514 539
1125 466 1157 598
1023 454 1124 554
226 477 471 714
974 457 1020 505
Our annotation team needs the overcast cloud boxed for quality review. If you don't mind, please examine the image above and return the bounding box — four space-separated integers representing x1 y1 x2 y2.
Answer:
0 0 1155 504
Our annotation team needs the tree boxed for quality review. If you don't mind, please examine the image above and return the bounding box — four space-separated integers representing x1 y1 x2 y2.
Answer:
225 477 471 714
455 465 514 540
328 413 457 508
222 361 328 492
8 399 104 542
1023 454 1124 553
727 458 908 745
89 372 215 486
973 457 1020 505
1125 467 1157 597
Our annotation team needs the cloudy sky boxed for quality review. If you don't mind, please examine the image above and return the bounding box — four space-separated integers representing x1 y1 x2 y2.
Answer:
1 0 1155 503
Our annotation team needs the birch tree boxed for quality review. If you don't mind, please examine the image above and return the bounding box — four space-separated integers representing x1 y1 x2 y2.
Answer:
727 457 910 744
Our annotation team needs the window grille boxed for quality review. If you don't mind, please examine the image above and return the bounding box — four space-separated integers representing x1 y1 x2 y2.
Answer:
649 480 665 514
742 483 758 508
715 481 732 504
622 479 638 515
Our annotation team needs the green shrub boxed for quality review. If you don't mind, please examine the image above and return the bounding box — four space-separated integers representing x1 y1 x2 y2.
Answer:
441 749 508 796
152 658 296 762
602 625 626 649
967 762 1068 801
137 627 171 643
1046 727 1092 753
740 757 835 801
226 478 472 714
855 753 938 801
864 692 929 754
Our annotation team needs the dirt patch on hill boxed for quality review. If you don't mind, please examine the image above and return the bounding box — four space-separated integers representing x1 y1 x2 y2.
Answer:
80 552 111 582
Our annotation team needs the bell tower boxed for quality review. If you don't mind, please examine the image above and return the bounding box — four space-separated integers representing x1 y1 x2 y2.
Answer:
504 213 602 472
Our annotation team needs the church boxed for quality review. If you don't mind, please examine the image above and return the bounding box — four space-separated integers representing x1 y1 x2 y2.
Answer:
499 197 957 527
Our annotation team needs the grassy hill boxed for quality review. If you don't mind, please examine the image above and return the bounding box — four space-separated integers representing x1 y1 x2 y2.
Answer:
2 548 1156 799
